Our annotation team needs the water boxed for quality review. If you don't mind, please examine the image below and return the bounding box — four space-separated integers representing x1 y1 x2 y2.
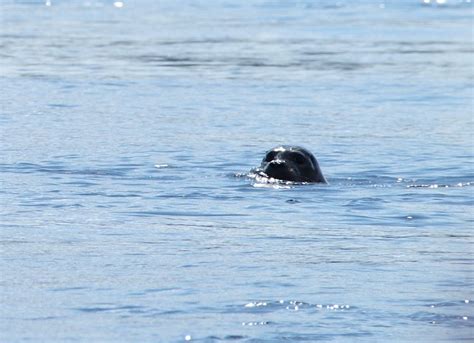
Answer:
1 0 473 341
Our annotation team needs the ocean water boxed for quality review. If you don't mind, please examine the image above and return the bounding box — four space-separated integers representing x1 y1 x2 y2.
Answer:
1 0 473 341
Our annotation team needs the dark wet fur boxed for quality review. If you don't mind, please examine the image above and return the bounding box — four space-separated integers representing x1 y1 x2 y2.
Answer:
253 146 326 183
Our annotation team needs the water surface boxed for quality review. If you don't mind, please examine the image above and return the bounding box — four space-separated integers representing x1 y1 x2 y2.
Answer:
1 0 473 342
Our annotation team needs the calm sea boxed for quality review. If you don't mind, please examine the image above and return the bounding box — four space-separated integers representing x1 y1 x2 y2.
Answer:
1 0 473 341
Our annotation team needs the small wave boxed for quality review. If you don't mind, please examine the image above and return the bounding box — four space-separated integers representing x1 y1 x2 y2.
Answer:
127 211 248 218
0 162 141 178
427 299 473 308
408 299 473 326
284 175 474 189
50 286 88 292
407 182 472 188
409 311 471 326
420 0 472 7
242 300 353 313
243 170 326 188
75 305 145 314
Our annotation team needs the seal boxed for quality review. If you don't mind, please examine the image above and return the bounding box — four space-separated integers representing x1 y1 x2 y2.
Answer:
255 146 326 183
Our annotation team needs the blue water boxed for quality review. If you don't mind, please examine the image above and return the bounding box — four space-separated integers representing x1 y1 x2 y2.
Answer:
1 0 473 341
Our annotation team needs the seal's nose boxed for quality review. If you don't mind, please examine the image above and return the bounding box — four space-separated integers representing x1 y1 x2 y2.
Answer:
263 159 298 181
265 159 288 172
268 159 285 166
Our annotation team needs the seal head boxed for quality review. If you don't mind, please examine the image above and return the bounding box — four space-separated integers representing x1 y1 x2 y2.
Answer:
258 146 326 183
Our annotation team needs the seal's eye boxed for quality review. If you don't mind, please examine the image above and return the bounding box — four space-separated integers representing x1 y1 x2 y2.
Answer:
264 151 277 162
293 153 307 165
